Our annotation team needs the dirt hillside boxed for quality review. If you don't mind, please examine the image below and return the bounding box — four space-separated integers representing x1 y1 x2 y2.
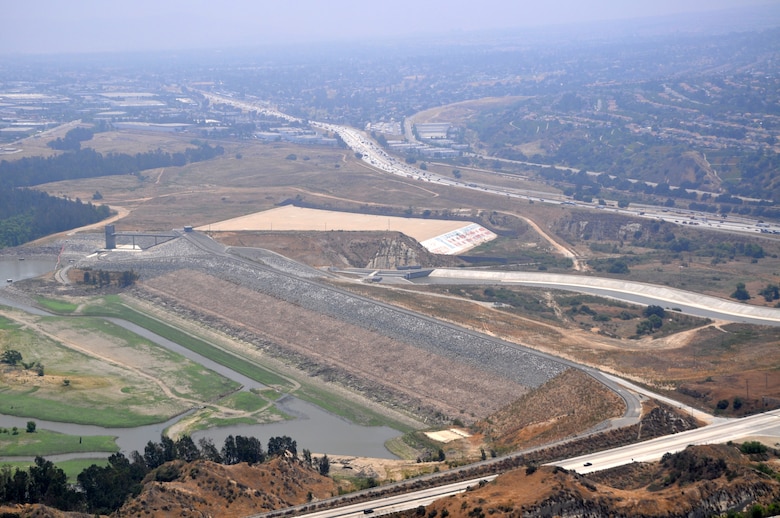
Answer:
410 444 780 518
475 369 625 451
117 457 337 518
214 230 463 268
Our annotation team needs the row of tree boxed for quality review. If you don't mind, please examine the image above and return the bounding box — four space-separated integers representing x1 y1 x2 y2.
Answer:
0 433 320 515
0 141 224 189
635 305 666 335
532 160 780 216
81 269 139 288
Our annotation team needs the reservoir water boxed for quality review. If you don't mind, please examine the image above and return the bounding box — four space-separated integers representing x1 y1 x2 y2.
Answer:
0 397 400 460
191 397 401 459
0 257 57 285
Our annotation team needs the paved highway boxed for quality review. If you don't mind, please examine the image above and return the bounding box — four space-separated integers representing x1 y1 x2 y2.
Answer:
342 266 780 325
199 91 778 240
263 408 780 517
273 476 497 518
552 409 780 474
600 373 720 424
309 119 775 238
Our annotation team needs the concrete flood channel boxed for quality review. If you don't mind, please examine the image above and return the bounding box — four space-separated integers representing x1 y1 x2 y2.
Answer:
0 260 400 461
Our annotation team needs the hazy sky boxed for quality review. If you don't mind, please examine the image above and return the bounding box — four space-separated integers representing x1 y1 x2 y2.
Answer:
2 0 777 55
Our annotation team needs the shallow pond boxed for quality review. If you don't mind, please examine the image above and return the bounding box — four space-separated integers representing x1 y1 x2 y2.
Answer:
0 257 57 286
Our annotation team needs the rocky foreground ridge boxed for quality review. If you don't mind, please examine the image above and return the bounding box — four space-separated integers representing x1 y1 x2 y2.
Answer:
399 443 780 518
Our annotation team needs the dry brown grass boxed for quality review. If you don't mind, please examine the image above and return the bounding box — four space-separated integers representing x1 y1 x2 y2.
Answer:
409 96 530 124
37 136 484 232
475 369 625 451
88 129 199 155
118 457 337 518
2 121 81 159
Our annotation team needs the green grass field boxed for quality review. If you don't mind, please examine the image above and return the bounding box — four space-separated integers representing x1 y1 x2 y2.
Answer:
49 295 418 432
102 298 418 431
66 316 241 400
0 386 169 427
35 297 78 314
0 428 117 456
219 391 270 412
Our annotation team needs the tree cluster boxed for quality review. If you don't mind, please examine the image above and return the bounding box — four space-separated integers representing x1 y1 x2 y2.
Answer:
759 284 780 303
0 433 305 515
659 448 728 486
618 223 767 265
0 350 22 365
588 257 632 275
0 188 110 249
731 282 751 301
47 127 95 151
0 457 83 511
635 305 666 335
0 141 223 248
1 350 44 376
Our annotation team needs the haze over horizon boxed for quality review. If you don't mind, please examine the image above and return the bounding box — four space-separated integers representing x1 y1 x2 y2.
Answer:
2 0 779 56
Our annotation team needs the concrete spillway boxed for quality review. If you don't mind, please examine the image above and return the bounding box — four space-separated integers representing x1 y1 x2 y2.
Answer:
428 269 780 325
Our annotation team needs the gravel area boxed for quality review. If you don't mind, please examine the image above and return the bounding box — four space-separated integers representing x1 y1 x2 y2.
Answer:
70 233 570 421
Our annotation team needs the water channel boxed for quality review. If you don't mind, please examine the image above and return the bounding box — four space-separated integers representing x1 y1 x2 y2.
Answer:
0 258 401 460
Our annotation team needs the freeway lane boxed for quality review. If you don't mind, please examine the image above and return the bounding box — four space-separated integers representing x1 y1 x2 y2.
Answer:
282 477 497 518
260 409 780 518
262 410 780 518
202 91 777 239
308 120 775 238
552 409 780 474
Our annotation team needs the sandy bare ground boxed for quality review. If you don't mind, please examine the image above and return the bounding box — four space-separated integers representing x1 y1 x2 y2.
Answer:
199 205 468 242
